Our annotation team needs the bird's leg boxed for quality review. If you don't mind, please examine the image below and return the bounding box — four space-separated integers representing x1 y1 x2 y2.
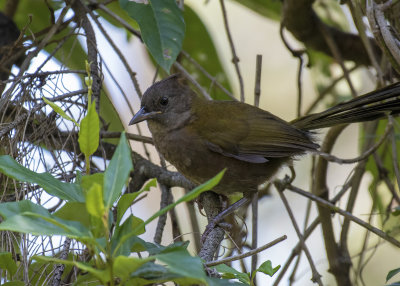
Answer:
201 195 252 244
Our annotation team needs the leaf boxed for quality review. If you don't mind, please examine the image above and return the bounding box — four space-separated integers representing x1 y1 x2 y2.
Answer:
79 101 100 157
54 202 91 227
113 256 153 282
231 0 281 21
256 260 280 277
0 200 93 241
215 264 250 285
103 132 133 208
86 183 105 218
387 268 400 282
42 96 79 126
2 282 26 286
156 249 207 283
112 215 147 256
119 0 185 72
0 155 84 202
81 173 104 192
116 178 156 224
0 252 18 276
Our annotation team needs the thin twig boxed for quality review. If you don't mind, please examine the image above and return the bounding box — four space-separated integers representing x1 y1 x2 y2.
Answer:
251 192 258 275
317 119 392 164
180 50 235 100
173 61 211 100
254 55 262 107
276 182 323 285
280 24 305 117
286 184 400 248
205 235 287 267
219 0 245 102
101 131 153 144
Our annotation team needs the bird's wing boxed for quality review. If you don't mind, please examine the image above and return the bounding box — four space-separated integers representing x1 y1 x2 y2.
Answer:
191 101 318 163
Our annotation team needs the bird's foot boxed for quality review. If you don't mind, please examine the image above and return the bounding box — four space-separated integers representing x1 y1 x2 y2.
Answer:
201 221 231 244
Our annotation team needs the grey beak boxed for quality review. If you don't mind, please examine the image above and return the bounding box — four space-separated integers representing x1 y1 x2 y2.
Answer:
129 107 160 125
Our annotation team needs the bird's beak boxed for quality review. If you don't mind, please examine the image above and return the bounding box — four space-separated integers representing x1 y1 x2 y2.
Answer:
129 107 161 125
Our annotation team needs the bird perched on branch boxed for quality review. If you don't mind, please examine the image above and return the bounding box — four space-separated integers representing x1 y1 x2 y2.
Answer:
130 74 400 197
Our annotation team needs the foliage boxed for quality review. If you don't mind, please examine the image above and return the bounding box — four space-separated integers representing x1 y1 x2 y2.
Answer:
0 132 229 284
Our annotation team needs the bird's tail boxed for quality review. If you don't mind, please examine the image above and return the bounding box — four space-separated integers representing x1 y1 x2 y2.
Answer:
291 82 400 130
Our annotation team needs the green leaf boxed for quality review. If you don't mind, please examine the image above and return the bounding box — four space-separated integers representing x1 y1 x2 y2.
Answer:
103 132 133 208
86 183 105 218
54 202 91 227
78 101 100 157
387 268 400 282
0 200 93 241
231 0 281 21
113 256 153 282
156 249 207 283
256 260 280 277
119 0 185 72
81 173 104 192
393 206 400 216
116 178 156 224
2 282 26 286
215 264 250 284
0 155 84 202
42 96 79 126
0 252 18 276
112 215 147 256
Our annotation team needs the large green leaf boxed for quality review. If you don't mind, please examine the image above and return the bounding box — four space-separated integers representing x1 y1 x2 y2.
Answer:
156 249 207 284
113 256 153 282
78 101 100 157
0 200 92 240
0 155 84 202
180 5 232 100
119 0 185 72
231 0 281 21
103 133 133 207
54 202 91 228
86 183 105 218
112 215 146 256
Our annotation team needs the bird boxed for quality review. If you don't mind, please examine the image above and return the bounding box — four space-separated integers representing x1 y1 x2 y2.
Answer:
129 74 400 198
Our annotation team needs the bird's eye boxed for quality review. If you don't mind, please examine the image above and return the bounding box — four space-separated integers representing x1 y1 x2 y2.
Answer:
159 96 169 106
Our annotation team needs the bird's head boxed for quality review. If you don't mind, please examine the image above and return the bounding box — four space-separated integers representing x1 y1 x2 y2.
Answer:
129 74 198 128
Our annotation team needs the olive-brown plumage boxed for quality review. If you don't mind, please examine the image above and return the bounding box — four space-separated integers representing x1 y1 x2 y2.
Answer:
130 74 400 195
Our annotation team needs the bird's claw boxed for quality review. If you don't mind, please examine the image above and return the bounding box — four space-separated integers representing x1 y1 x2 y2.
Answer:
201 222 216 244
